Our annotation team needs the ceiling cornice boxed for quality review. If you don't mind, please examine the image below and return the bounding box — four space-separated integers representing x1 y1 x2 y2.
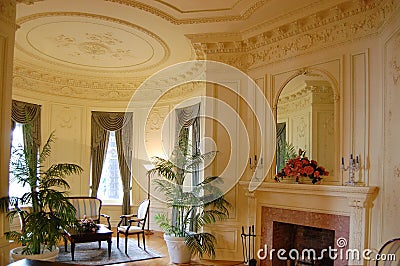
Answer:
104 0 267 25
16 0 44 4
192 0 397 70
153 0 243 14
13 60 207 101
0 0 16 27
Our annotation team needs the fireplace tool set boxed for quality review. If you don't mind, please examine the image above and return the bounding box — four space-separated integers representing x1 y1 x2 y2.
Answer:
241 225 257 266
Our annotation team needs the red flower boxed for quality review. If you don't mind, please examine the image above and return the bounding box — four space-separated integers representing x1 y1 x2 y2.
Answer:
304 166 314 175
274 149 329 184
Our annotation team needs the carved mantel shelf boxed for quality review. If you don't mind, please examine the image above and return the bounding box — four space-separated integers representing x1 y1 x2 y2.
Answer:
239 181 378 202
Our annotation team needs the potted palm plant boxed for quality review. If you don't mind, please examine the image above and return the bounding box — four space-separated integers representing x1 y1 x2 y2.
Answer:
147 146 231 264
0 129 82 261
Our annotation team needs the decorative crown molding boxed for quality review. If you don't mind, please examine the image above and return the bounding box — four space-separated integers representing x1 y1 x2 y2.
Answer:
13 61 205 101
16 0 44 4
194 0 398 70
104 0 266 25
0 0 16 26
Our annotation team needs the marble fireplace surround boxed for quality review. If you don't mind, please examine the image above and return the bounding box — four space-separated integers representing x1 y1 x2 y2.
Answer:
239 181 378 265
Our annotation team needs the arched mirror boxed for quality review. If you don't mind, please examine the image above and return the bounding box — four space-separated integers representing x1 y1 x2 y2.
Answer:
275 71 337 182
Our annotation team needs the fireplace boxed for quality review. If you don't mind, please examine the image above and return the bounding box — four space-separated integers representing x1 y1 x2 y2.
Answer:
273 222 334 266
239 181 378 266
261 207 349 266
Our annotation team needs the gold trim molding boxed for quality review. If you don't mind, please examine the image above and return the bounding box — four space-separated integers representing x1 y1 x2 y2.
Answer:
0 0 16 27
154 0 243 14
13 61 204 101
192 0 398 69
16 0 44 4
104 0 266 25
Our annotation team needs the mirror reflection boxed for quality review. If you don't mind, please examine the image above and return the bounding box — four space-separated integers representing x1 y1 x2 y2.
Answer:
276 74 335 177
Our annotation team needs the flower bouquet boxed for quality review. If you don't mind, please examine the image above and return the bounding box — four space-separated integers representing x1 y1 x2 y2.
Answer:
275 149 329 184
79 215 98 232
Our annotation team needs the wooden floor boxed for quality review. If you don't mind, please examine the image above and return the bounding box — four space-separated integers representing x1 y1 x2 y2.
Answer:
9 230 243 266
114 231 243 266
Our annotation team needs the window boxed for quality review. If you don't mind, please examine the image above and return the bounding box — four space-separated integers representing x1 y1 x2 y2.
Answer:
182 125 194 191
97 131 123 204
9 123 30 198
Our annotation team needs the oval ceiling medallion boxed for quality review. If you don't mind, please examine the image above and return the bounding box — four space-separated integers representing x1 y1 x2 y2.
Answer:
17 13 169 71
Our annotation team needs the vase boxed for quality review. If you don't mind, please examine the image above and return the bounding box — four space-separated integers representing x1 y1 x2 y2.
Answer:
164 234 192 264
10 246 59 262
297 176 322 184
278 176 298 184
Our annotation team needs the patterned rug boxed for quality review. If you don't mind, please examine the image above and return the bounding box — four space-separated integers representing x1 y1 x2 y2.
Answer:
56 237 163 265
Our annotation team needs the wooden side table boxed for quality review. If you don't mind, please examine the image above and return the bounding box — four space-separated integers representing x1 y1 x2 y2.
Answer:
63 225 113 261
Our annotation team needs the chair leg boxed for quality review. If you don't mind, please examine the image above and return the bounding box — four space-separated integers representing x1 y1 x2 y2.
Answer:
117 232 120 249
125 234 128 254
142 232 146 250
98 240 101 249
137 234 140 248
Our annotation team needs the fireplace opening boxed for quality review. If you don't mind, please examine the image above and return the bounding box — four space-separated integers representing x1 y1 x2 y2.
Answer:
272 222 335 266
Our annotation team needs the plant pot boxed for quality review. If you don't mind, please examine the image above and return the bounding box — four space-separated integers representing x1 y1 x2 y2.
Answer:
10 246 59 262
164 234 192 264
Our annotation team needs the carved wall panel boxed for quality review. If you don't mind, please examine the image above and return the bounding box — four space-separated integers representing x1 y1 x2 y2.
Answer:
145 105 171 157
292 114 310 154
50 104 85 195
351 52 369 185
382 26 400 241
206 228 238 253
316 111 335 178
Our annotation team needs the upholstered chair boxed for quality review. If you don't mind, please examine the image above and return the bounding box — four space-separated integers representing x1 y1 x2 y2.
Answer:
116 199 150 254
376 238 400 266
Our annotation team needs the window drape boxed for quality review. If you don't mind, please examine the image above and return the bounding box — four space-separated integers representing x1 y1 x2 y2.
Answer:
91 112 133 215
276 122 286 172
11 100 41 168
173 103 200 230
175 103 201 185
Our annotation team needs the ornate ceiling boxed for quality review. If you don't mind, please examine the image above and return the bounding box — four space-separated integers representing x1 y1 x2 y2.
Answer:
12 0 391 101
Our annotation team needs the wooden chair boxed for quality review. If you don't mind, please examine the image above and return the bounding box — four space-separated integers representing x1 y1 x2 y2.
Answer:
116 199 150 254
376 238 400 266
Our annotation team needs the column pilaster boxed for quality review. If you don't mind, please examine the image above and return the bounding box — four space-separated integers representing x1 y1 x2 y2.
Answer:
0 0 16 264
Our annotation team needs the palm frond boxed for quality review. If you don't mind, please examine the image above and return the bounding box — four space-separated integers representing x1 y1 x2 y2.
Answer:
147 157 177 181
44 164 83 181
39 131 55 164
184 151 217 172
0 127 81 254
185 232 216 259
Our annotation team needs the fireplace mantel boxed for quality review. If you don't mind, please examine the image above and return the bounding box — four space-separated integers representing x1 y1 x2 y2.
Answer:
239 181 378 201
239 181 379 265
